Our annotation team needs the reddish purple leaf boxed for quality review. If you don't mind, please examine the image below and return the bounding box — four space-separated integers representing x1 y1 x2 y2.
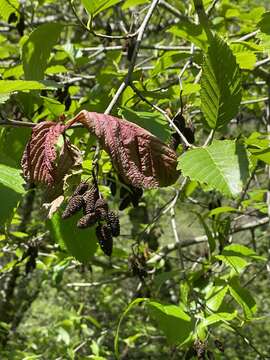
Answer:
44 140 82 200
67 111 179 188
21 121 66 185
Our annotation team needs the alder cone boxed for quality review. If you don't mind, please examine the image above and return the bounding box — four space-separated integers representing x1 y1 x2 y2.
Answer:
84 186 99 214
73 182 89 196
62 195 84 219
107 210 120 237
95 207 108 221
95 198 108 211
77 213 97 228
96 224 113 256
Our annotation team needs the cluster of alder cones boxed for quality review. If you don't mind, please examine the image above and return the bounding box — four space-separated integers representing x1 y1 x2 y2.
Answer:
61 181 120 256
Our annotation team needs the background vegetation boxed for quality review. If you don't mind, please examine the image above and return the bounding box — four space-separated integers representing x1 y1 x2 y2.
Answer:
0 0 270 359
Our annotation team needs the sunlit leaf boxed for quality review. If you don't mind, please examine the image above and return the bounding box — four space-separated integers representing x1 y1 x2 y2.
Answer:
147 301 193 345
22 23 63 80
228 277 257 319
81 0 121 17
49 210 98 263
178 140 249 197
200 35 242 129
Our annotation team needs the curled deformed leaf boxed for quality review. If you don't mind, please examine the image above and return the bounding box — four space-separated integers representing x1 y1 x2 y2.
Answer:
21 121 66 185
67 111 179 188
45 140 82 200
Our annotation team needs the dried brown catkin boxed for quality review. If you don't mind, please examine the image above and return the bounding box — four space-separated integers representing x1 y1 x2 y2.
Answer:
96 224 113 256
77 213 97 228
84 186 99 214
73 181 89 196
62 195 84 219
107 210 120 237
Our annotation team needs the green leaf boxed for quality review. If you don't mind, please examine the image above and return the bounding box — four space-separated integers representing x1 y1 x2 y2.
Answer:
0 127 31 167
0 163 25 194
0 93 10 104
45 65 68 75
22 23 63 80
151 51 190 77
41 96 65 117
147 301 193 345
0 164 26 225
81 0 121 17
197 311 237 338
195 212 215 253
49 211 98 263
0 80 59 95
230 42 257 70
114 298 147 359
246 132 270 164
258 11 270 34
228 277 257 319
122 0 149 10
119 107 171 142
200 35 242 129
168 20 208 50
215 253 248 274
208 206 237 216
257 32 270 54
0 0 19 22
206 285 228 312
248 148 270 165
178 140 249 197
3 64 23 79
216 244 265 273
222 244 264 259
202 311 237 326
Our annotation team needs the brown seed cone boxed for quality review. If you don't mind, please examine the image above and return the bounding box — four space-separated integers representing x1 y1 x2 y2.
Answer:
84 186 99 214
95 198 108 212
62 195 84 219
96 224 113 256
77 212 97 228
107 210 120 237
73 181 89 196
95 207 108 221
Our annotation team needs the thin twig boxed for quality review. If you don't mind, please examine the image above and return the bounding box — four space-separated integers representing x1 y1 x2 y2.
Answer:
206 0 219 16
255 57 270 68
237 30 259 42
203 129 215 146
236 164 259 209
159 0 187 20
80 45 193 52
266 86 270 219
104 0 160 114
170 194 185 271
149 216 269 263
130 83 193 148
241 97 268 105
68 0 138 40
